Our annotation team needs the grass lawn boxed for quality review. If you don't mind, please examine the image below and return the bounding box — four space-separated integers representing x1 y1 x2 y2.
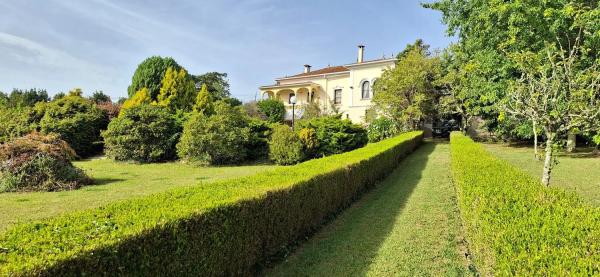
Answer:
265 142 471 276
0 158 275 231
484 144 600 206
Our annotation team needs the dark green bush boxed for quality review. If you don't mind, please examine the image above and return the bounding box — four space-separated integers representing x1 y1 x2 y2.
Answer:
298 115 368 156
0 107 37 144
268 124 304 165
367 117 399 142
257 99 285 123
177 101 251 165
102 105 179 163
450 133 600 275
39 96 108 157
246 118 272 160
0 132 422 276
0 132 91 192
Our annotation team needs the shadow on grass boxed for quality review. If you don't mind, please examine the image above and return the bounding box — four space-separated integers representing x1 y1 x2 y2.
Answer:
91 178 126 186
264 142 435 276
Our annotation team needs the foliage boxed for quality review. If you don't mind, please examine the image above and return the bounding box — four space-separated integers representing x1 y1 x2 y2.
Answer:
298 116 368 157
367 117 399 142
53 92 66 101
450 132 600 275
120 88 152 116
89 90 111 104
96 101 121 120
177 101 250 165
0 131 421 276
242 101 268 120
221 97 242 107
298 127 319 158
301 101 323 120
257 99 286 123
156 67 196 112
191 72 230 99
246 118 272 160
102 105 179 163
396 39 430 60
2 88 49 108
193 84 213 115
127 56 182 99
0 107 37 144
373 47 441 130
268 124 304 165
39 95 108 157
0 132 90 192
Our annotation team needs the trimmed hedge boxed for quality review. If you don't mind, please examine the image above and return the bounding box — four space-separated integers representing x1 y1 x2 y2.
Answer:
0 131 423 276
450 133 600 275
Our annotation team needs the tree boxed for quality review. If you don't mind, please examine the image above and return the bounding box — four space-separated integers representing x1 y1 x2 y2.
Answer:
68 88 83 97
257 99 286 123
120 88 152 116
396 39 430 60
128 56 182 99
505 43 600 186
192 72 230 99
373 47 441 130
4 88 49 108
193 84 213 115
89 90 111 104
156 67 196 112
53 92 66 101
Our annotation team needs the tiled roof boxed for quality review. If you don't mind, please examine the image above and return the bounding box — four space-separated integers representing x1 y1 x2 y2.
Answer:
283 65 349 78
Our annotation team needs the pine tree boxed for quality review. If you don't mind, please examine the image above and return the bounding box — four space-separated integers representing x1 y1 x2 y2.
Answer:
120 88 151 116
156 67 195 112
193 84 213 115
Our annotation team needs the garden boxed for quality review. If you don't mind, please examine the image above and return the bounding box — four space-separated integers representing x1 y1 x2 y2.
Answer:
1 0 600 275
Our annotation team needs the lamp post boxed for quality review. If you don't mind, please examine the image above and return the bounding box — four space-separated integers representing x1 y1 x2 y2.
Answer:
290 95 297 130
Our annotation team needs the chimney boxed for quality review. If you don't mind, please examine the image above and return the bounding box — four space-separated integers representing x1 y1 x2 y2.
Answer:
357 45 365 63
304 64 311 73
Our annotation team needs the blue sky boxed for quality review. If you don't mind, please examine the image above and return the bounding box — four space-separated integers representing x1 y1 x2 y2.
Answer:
0 0 453 101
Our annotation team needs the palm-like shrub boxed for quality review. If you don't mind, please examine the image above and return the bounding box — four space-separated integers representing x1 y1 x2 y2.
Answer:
102 105 179 163
39 96 108 157
0 132 91 192
177 101 251 165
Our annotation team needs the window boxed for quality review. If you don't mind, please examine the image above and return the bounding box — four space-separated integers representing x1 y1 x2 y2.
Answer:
334 89 342 104
361 81 371 99
288 93 295 104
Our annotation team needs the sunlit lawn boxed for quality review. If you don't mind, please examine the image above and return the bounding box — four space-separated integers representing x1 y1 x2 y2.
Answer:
0 158 276 231
484 144 600 206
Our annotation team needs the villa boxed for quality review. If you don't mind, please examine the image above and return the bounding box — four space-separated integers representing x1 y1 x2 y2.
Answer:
259 45 396 123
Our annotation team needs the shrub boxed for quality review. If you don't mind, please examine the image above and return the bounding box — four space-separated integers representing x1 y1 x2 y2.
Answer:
96 101 121 120
39 96 109 157
177 101 250 165
257 99 285 123
450 132 600 275
246 118 272 161
298 116 368 156
102 105 179 163
0 131 422 276
0 107 37 144
298 127 319 157
269 124 304 165
367 117 399 142
0 132 91 192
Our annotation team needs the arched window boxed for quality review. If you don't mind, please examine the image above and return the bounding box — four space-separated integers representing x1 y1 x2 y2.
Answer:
288 93 296 104
361 81 371 99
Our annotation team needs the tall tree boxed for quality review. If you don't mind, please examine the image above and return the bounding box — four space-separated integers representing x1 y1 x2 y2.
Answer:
193 84 214 115
372 47 441 130
5 88 49 107
156 67 196 112
89 90 111 104
192 72 230 99
128 56 182 99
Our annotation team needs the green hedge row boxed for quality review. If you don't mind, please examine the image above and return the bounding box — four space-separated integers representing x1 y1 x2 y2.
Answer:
450 133 600 275
0 131 423 276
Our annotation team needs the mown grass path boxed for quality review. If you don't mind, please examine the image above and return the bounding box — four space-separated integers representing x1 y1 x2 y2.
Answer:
265 142 470 276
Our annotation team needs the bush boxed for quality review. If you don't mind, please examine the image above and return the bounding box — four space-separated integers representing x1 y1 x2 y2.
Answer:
39 96 108 157
298 127 319 157
257 99 285 123
0 132 91 192
298 116 368 156
367 117 399 142
102 105 179 163
177 101 250 165
450 132 600 275
0 132 422 276
0 107 37 144
96 101 121 120
246 118 272 160
269 124 304 165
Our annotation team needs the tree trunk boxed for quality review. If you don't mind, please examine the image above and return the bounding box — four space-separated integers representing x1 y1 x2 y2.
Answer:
532 120 539 160
542 136 554 186
566 132 576 153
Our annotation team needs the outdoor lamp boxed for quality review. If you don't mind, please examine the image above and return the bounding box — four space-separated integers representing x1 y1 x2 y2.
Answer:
290 95 297 130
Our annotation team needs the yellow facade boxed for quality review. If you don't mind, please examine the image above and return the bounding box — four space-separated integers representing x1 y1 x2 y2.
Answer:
259 51 396 123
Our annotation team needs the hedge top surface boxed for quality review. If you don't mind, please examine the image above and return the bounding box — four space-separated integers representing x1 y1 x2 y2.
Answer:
450 133 600 275
0 131 423 275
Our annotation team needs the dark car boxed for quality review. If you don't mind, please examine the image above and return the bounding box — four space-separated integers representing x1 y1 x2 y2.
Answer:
432 119 459 138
